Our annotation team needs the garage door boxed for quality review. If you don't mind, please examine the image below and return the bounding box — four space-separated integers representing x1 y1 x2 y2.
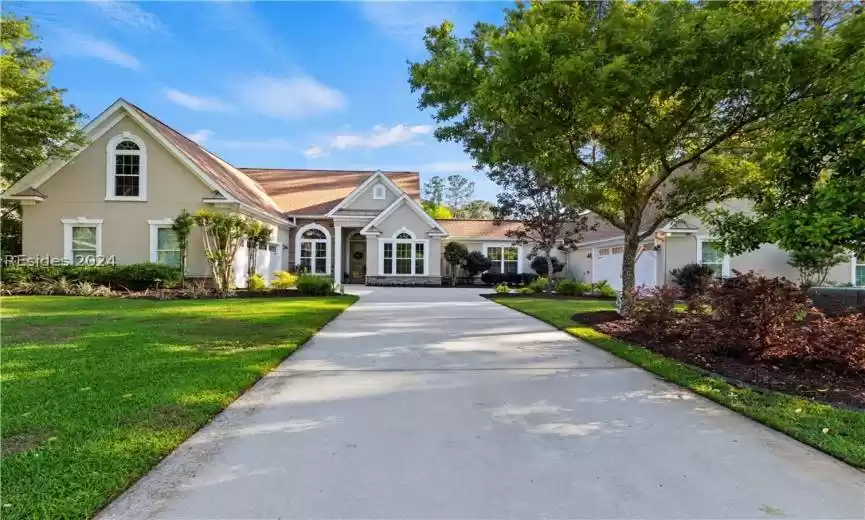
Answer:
594 246 657 291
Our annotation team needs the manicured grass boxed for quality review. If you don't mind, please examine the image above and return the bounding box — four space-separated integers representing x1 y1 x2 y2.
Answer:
492 297 865 468
0 295 357 519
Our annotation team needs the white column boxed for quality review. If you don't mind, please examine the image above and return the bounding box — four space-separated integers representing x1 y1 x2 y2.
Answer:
334 225 342 288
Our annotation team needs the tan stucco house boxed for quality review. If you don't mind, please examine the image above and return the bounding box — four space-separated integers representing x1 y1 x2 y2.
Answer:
4 99 862 290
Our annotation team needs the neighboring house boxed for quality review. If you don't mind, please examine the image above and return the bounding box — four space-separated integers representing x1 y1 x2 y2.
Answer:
4 99 861 289
567 202 863 290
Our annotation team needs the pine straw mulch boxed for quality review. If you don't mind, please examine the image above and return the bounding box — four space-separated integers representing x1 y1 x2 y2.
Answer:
571 311 865 410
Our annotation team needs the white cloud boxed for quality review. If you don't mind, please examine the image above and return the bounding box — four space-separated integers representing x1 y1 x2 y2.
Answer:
304 145 326 159
165 89 234 113
309 124 432 156
186 129 213 144
359 1 463 46
56 31 140 69
86 0 165 32
236 76 345 119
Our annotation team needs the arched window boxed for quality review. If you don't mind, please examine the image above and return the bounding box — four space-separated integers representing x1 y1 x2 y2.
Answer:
106 133 147 200
295 224 330 274
380 228 426 276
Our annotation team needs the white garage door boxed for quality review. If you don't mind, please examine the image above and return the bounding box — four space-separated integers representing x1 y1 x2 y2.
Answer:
594 246 657 291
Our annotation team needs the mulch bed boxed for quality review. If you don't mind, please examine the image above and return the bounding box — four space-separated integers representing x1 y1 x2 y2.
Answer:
572 311 865 410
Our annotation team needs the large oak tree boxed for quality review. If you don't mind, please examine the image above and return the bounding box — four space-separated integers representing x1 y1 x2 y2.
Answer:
409 0 851 312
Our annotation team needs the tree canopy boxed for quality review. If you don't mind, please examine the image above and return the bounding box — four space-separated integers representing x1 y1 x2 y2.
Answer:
409 0 855 311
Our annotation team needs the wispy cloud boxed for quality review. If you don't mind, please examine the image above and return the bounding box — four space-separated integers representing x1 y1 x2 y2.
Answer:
86 0 165 33
55 31 140 69
236 75 345 119
186 129 213 144
165 88 234 113
304 146 325 159
305 124 432 158
359 1 462 47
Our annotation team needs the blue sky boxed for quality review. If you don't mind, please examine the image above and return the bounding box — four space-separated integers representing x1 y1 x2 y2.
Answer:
9 1 510 201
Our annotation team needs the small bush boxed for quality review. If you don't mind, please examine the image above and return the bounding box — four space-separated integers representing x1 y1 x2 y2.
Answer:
530 256 565 276
495 283 510 294
271 271 298 289
296 274 334 296
632 285 681 339
463 251 492 278
529 276 551 293
670 263 715 297
555 279 579 296
480 272 538 286
0 263 179 290
574 281 592 295
517 286 535 295
247 274 267 291
593 280 617 298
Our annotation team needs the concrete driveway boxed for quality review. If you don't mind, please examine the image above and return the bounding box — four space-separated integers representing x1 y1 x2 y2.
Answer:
100 286 863 519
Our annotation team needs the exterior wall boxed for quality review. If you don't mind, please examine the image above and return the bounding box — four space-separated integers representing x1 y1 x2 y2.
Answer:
21 115 214 276
341 180 401 212
568 246 594 282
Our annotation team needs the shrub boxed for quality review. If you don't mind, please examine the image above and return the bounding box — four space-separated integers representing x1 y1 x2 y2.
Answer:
495 283 510 294
670 263 715 297
517 286 535 295
480 272 538 286
463 251 492 278
704 272 810 358
271 271 297 289
555 279 578 296
0 263 179 291
247 274 267 291
444 242 469 286
529 276 550 294
574 281 592 295
786 246 848 287
593 280 617 298
632 285 681 339
296 274 334 296
530 256 565 276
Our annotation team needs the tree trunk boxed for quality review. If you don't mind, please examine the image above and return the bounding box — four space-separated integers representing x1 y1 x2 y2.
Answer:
620 235 640 316
545 249 554 294
451 263 457 286
179 248 187 286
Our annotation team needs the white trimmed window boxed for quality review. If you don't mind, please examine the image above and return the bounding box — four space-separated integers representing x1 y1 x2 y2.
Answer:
148 219 180 267
486 245 520 274
62 218 103 265
106 133 147 201
296 224 330 275
697 237 730 277
379 229 427 275
853 255 864 286
373 184 386 200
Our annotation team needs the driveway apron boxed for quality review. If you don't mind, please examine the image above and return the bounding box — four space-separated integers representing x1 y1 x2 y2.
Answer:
99 287 864 519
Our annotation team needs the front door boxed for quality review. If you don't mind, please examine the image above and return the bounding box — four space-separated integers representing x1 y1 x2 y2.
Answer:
348 238 366 283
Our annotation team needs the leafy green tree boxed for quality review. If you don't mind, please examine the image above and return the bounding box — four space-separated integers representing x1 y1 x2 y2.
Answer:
1 14 86 254
706 9 865 260
787 246 849 287
445 174 474 214
422 201 453 220
492 165 587 294
463 251 491 279
409 0 852 313
171 209 196 285
460 200 495 219
245 220 273 277
443 241 469 285
422 176 446 206
191 210 250 292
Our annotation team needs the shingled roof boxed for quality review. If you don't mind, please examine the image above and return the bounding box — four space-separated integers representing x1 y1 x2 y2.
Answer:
125 102 286 221
240 168 421 215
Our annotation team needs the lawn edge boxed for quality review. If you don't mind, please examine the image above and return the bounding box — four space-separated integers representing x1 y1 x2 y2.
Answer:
490 296 864 469
91 294 359 518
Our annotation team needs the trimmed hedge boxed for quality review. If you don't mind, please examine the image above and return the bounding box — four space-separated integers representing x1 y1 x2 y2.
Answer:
480 272 538 286
0 263 181 291
295 274 334 296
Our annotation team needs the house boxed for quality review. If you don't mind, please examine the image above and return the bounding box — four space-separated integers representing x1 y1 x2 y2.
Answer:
4 99 861 290
567 202 864 289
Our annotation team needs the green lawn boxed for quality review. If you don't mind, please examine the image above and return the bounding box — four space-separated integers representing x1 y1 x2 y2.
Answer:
0 295 357 519
492 297 865 468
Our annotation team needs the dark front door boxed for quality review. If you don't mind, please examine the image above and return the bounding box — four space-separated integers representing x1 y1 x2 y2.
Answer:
348 238 366 283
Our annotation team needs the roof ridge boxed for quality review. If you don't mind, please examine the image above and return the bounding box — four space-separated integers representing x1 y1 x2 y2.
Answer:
238 167 419 175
